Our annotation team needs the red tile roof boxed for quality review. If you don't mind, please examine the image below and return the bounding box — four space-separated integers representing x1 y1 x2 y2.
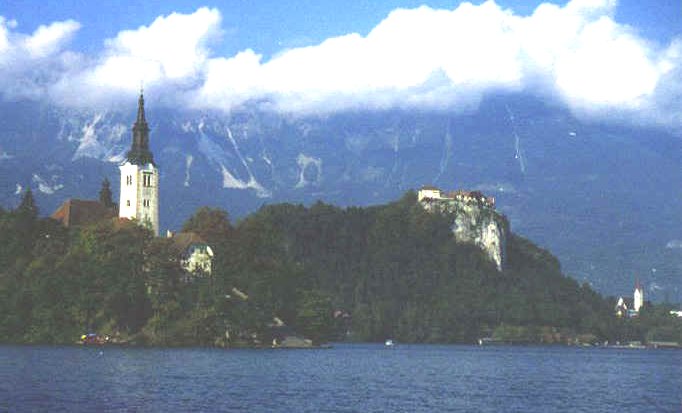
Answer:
51 199 117 227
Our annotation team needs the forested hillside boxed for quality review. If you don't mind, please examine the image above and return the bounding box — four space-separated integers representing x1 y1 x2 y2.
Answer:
1 190 679 346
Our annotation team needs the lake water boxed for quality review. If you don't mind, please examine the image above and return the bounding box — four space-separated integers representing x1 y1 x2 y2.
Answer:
1 344 681 412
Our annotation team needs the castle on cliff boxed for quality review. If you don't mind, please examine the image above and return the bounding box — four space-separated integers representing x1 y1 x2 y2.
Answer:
418 185 507 271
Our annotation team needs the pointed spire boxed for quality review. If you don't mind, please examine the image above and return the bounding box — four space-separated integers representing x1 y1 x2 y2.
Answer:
136 87 147 126
126 90 155 165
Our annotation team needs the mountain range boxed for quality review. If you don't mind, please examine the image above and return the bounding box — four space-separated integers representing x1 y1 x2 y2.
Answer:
1 93 681 302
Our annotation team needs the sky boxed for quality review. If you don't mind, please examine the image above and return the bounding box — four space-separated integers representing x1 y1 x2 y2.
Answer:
0 0 681 126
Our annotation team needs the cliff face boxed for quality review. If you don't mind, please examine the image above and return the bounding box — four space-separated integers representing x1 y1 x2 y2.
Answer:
419 189 508 271
451 202 507 271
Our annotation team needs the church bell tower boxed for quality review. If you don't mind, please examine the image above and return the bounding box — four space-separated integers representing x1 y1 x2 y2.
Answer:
119 91 159 236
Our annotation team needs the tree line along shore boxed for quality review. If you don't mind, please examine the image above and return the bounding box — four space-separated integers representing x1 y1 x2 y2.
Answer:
1 190 681 347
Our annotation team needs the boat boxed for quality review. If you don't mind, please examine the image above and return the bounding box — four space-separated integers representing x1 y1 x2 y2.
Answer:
80 333 110 345
385 339 394 347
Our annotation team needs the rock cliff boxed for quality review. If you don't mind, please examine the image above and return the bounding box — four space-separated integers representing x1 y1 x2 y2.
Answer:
451 202 507 270
419 188 508 270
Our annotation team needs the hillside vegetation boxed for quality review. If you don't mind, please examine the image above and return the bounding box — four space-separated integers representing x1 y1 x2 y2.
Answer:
1 190 680 346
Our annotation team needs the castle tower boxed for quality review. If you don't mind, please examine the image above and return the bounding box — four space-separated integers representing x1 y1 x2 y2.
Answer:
633 279 644 312
119 91 159 236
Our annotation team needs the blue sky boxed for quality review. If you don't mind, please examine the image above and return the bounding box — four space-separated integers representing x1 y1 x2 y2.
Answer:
0 0 681 126
2 0 679 57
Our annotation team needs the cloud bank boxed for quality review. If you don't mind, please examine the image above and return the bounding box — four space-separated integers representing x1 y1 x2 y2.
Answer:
0 1 680 126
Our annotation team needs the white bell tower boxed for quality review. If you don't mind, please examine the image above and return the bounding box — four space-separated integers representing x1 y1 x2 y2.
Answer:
633 279 644 313
119 91 159 236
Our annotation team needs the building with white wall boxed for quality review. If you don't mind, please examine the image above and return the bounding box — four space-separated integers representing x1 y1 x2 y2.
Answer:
119 92 159 236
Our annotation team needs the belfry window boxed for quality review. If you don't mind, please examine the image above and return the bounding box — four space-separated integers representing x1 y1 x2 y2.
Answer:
143 173 152 187
143 199 150 207
126 175 133 185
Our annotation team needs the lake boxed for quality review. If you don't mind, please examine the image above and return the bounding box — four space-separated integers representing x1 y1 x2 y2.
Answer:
1 344 681 412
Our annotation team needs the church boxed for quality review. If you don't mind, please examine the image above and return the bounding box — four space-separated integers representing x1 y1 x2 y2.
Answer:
51 92 212 276
118 91 159 236
52 91 158 234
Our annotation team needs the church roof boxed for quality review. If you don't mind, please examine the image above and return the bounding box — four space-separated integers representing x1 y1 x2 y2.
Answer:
51 199 117 227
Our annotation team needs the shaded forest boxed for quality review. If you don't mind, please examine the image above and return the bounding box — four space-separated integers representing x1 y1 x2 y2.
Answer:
1 189 680 346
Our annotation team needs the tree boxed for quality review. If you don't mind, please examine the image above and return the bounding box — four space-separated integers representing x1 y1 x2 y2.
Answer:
99 178 116 210
181 207 232 244
18 187 38 219
294 290 334 344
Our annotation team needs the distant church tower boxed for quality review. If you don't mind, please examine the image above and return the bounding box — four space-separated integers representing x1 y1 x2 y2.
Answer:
633 279 644 312
119 91 159 236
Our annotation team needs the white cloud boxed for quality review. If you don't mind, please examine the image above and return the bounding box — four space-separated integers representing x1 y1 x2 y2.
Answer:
24 20 80 58
89 7 220 91
192 0 680 119
0 16 81 100
0 17 18 53
0 1 681 127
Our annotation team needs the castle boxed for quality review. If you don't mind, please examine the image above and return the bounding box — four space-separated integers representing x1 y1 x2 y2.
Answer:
417 185 507 270
418 186 495 209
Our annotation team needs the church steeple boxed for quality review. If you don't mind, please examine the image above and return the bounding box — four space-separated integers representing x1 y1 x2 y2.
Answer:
119 90 160 236
126 90 155 165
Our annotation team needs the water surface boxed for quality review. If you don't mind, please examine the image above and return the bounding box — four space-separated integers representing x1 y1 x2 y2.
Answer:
1 344 680 412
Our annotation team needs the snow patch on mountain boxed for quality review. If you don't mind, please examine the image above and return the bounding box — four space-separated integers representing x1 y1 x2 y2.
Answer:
184 155 193 187
666 240 682 249
220 165 247 189
32 174 63 194
195 124 271 198
506 105 526 175
225 126 271 197
220 164 271 197
181 121 196 133
295 153 322 188
71 113 127 162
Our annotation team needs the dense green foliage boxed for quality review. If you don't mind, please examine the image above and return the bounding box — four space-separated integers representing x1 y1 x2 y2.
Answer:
1 190 681 346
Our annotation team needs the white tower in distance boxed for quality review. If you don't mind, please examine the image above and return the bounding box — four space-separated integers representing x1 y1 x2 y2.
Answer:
119 91 159 236
633 279 644 313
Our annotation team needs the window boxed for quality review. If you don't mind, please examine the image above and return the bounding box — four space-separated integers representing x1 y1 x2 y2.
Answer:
126 175 132 185
143 199 150 207
126 200 130 207
143 173 153 187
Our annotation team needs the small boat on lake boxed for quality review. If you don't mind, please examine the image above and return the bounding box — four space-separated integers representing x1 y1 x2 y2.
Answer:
80 333 110 345
385 339 395 347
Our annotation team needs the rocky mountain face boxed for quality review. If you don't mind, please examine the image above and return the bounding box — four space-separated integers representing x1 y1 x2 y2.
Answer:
1 94 681 301
419 189 508 271
452 203 507 272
